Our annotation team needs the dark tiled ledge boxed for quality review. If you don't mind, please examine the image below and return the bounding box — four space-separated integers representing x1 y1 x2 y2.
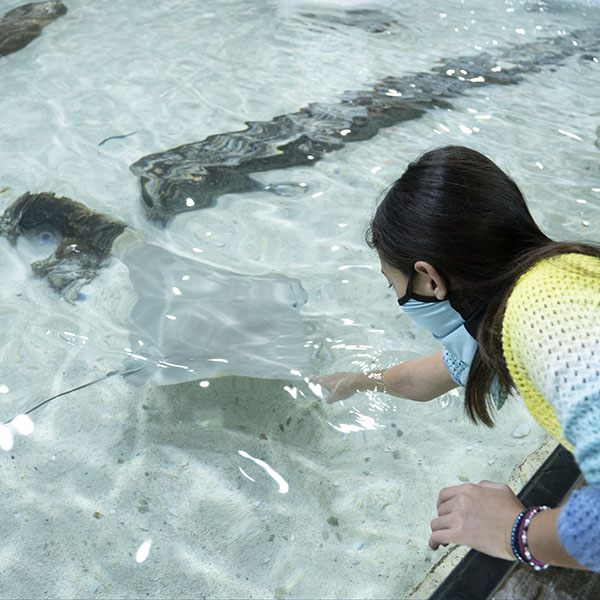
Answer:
492 550 600 600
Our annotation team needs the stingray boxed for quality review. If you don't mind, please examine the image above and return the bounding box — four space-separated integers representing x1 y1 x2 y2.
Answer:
130 27 600 223
0 1 67 58
112 230 310 386
1 193 311 411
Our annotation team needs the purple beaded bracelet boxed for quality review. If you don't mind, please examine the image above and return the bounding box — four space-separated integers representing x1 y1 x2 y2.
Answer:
511 505 551 571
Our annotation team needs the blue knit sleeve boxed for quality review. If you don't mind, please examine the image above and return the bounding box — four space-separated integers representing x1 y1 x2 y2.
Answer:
556 389 600 572
442 347 468 386
562 390 600 485
558 486 600 571
442 347 507 410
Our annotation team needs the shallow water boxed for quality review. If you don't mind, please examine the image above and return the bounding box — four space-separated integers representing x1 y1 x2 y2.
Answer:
0 0 599 597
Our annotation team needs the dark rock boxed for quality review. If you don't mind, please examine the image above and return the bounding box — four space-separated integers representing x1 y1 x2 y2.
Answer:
299 8 399 33
0 1 67 58
0 192 126 300
130 28 599 224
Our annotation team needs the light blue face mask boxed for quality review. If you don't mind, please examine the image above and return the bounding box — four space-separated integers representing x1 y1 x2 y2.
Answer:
397 268 477 382
396 266 505 408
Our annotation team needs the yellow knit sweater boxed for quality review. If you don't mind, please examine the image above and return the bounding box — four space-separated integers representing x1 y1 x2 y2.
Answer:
502 253 600 451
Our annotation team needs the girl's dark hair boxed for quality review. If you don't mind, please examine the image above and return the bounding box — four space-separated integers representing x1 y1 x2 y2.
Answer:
367 145 600 427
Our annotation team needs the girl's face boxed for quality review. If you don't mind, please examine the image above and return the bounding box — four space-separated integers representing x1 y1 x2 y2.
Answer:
379 257 410 299
379 256 448 302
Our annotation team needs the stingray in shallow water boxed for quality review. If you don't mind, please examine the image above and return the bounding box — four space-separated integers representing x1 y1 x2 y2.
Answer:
130 27 600 223
0 1 67 58
0 192 310 387
113 232 310 385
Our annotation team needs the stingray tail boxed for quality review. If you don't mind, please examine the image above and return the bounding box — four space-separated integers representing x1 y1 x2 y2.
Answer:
3 364 146 424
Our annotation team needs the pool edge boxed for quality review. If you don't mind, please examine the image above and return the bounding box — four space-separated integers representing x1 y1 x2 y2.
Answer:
426 444 581 600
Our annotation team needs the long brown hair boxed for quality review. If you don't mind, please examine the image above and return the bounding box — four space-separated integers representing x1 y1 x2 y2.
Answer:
366 145 600 427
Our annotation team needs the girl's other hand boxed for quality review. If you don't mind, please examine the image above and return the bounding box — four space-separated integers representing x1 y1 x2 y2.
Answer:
429 480 524 560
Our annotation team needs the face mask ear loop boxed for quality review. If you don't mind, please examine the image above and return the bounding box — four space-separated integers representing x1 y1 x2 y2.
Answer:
396 264 447 306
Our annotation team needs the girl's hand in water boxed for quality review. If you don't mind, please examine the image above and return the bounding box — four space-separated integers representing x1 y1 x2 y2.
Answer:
429 480 524 560
309 372 367 404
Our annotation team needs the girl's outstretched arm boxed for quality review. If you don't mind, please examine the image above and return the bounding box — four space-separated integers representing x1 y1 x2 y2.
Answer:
311 349 457 404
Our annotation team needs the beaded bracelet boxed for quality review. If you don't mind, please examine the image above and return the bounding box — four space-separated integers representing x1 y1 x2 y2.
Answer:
510 505 551 571
510 508 529 561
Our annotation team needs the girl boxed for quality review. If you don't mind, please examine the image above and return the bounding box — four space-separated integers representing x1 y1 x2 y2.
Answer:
312 145 600 572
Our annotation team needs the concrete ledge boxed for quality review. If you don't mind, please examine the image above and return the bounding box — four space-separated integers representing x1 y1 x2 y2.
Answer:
417 442 585 600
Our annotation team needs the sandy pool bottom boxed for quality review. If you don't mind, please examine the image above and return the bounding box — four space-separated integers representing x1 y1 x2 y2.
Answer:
0 372 549 599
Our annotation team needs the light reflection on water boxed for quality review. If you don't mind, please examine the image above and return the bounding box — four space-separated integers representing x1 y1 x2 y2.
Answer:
238 450 290 494
0 0 598 597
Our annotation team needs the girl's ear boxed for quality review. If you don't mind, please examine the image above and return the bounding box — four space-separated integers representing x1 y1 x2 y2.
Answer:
413 261 448 300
